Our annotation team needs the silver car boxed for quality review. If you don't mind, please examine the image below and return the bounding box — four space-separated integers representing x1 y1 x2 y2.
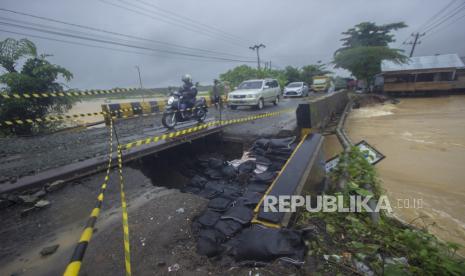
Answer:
283 82 309 97
227 79 281 110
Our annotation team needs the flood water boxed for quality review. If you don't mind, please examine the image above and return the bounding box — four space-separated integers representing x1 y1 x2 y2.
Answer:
343 95 465 254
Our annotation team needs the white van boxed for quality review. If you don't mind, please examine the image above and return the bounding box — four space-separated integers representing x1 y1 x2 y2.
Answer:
227 79 280 110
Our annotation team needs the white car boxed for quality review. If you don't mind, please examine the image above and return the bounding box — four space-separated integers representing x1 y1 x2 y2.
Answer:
227 79 281 110
283 82 309 97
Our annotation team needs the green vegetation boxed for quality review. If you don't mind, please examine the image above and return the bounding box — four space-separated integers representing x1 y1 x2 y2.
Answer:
219 63 332 89
0 38 74 135
333 22 408 90
298 147 465 275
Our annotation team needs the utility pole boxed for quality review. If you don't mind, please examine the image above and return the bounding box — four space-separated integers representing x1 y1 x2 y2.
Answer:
135 65 143 88
404 32 425 57
249 44 266 70
135 65 144 101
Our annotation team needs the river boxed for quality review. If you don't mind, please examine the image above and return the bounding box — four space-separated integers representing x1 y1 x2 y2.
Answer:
331 95 465 254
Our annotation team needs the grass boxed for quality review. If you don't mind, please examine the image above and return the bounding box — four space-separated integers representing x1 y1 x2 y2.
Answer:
297 147 465 275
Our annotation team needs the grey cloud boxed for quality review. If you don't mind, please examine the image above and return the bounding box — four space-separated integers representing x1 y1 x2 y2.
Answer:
1 0 463 89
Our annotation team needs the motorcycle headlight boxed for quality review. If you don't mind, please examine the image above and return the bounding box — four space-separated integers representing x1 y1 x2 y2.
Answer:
167 96 175 105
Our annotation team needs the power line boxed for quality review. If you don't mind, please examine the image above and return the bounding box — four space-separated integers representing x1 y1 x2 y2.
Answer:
0 28 254 64
0 20 256 63
0 8 253 59
97 0 248 48
422 2 465 34
133 0 251 44
400 1 465 49
423 12 465 40
416 0 460 33
0 15 252 60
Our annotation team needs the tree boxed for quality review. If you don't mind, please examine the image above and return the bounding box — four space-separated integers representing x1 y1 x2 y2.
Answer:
333 22 407 90
0 38 37 73
219 65 259 88
0 38 73 135
337 22 407 51
219 64 290 89
283 66 300 84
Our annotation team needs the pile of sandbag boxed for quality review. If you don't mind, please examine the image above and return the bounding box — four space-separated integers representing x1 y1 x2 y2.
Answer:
181 137 306 265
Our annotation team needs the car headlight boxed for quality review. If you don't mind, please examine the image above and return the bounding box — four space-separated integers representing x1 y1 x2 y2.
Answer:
246 94 254 98
167 96 175 105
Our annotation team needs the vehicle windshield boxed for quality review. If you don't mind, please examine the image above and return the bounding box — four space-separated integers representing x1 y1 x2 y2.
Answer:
286 82 302 88
237 81 263 90
313 79 327 85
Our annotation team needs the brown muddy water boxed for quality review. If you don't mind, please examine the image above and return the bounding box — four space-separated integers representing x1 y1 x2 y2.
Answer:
328 95 465 254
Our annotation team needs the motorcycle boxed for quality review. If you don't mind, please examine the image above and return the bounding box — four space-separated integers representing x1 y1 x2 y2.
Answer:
162 91 208 129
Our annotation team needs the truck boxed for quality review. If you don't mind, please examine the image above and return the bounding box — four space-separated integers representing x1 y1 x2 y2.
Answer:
311 76 333 93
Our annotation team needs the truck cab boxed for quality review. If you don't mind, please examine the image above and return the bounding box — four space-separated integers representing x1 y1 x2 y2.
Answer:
311 76 332 93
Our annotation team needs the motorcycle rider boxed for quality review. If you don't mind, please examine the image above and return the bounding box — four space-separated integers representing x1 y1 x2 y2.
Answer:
178 74 198 116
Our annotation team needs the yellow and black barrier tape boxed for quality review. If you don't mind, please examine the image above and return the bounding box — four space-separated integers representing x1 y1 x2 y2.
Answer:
0 104 212 127
0 106 145 127
122 109 291 150
63 119 114 276
117 145 132 276
0 88 137 100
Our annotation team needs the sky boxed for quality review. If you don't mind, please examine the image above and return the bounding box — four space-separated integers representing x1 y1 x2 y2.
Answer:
1 0 464 89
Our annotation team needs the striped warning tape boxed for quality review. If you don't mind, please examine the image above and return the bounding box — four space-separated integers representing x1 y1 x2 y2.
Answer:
63 119 114 276
122 110 289 150
117 144 132 276
0 104 212 127
0 88 137 100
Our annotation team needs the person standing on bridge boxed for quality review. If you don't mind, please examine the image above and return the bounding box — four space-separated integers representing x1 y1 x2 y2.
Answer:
211 79 222 110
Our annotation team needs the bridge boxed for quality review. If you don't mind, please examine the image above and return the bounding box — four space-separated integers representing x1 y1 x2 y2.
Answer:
0 90 349 275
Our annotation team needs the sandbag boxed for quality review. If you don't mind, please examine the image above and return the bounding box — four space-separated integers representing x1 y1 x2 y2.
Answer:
251 171 276 183
214 219 243 237
190 175 208 188
199 228 226 243
232 225 306 264
238 160 256 174
254 138 270 148
255 155 272 166
197 237 224 257
236 191 263 206
208 157 225 169
221 185 243 199
204 168 224 179
221 165 237 179
221 205 254 224
197 210 221 227
208 197 233 212
268 137 296 149
196 188 223 199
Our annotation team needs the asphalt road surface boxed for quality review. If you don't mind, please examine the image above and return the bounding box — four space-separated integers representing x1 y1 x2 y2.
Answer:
0 94 321 182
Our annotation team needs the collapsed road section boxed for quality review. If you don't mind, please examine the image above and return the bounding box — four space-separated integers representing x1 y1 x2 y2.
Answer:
0 92 351 275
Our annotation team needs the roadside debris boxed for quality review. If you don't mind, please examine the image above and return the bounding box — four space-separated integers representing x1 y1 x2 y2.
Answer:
45 179 66 192
40 244 59 256
18 194 39 204
34 200 50 208
176 208 185 214
167 263 180 272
